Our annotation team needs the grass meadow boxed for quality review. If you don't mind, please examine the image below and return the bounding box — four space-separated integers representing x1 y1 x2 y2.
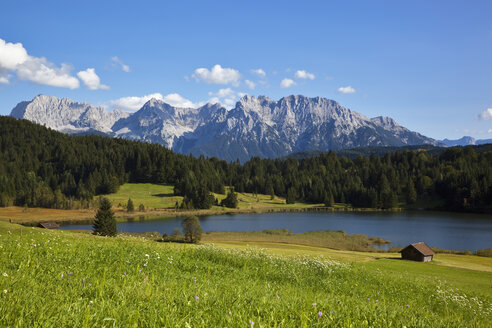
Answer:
1 221 491 327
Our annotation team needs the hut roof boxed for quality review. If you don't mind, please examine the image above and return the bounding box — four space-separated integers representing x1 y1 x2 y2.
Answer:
38 222 60 229
400 242 435 256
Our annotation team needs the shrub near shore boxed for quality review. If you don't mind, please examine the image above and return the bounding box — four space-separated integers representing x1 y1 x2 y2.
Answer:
0 221 491 327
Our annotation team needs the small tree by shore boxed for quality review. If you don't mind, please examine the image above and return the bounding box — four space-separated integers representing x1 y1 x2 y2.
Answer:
138 203 145 212
93 197 117 236
127 198 134 212
181 216 202 243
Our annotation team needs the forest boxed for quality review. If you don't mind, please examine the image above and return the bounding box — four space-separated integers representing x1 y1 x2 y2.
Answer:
0 116 491 212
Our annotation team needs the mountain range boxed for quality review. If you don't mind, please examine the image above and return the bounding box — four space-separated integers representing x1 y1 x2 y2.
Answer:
439 136 492 147
10 94 444 162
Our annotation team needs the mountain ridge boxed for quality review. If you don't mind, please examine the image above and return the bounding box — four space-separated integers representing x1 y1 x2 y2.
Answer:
10 94 442 162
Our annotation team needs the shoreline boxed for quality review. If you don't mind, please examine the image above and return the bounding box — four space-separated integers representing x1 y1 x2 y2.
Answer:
4 205 403 226
2 204 491 226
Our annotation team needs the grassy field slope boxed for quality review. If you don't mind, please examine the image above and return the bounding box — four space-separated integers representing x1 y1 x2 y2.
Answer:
1 221 491 327
0 183 334 225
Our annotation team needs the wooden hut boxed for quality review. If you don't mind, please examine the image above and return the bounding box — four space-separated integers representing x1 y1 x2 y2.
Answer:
400 242 435 262
38 222 60 229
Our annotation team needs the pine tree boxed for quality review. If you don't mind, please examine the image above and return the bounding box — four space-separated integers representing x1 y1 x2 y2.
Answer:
406 179 417 204
127 198 134 212
93 197 117 236
286 188 296 204
324 190 335 207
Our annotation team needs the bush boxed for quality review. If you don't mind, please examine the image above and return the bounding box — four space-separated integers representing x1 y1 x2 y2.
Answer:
220 189 238 208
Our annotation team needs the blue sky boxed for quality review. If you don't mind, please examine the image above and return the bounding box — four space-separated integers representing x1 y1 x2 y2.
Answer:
1 0 491 140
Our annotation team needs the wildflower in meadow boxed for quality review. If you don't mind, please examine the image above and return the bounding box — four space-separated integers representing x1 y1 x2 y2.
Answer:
406 304 410 308
2 273 8 277
318 311 322 318
228 311 232 315
194 296 199 301
68 272 73 276
312 303 316 308
194 277 197 283
3 290 7 294
249 320 254 327
123 272 127 276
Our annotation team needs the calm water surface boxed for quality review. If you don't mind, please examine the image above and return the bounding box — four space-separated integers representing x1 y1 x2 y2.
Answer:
60 211 492 251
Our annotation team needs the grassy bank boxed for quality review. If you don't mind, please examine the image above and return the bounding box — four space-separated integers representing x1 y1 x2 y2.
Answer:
1 221 491 327
202 229 390 252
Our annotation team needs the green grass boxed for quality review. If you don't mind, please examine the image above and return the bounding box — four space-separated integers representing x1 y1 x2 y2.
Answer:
104 183 325 211
103 183 182 209
1 221 491 327
202 229 390 252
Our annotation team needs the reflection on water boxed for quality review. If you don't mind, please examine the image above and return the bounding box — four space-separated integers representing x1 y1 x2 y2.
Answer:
60 211 492 251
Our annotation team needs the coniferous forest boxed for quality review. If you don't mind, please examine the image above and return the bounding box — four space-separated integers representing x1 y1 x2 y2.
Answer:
0 116 491 212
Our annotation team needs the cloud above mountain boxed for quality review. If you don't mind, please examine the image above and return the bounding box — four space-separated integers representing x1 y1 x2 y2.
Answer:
251 68 266 78
280 78 296 88
208 88 244 109
295 70 315 80
77 68 109 90
337 86 356 94
192 64 241 86
477 108 492 120
110 56 130 72
108 93 164 111
0 38 80 89
108 92 198 111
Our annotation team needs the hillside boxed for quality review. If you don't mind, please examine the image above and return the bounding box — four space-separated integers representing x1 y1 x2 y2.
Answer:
1 221 491 327
1 116 491 213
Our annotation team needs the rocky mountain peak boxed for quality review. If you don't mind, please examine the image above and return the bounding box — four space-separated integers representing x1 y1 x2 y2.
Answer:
10 94 441 162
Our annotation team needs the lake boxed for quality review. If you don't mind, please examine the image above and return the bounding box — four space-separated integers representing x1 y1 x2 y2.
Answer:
60 211 492 251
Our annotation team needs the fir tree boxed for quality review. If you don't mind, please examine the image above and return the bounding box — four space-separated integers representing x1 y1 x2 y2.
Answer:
127 198 134 212
93 197 117 236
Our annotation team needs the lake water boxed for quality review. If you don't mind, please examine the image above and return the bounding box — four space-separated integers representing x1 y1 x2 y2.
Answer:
60 211 492 251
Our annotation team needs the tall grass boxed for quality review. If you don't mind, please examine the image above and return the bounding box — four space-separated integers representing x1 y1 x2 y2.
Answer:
0 223 491 327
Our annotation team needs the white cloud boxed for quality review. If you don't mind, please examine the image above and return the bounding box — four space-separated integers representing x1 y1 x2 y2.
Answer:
295 70 315 80
0 38 79 89
280 78 296 88
251 68 266 78
108 92 198 111
0 69 10 84
162 93 196 108
0 39 28 70
245 80 256 90
477 108 492 120
111 56 130 72
337 86 356 94
208 88 235 98
489 129 492 133
192 64 241 86
208 88 243 109
108 93 163 111
77 68 110 90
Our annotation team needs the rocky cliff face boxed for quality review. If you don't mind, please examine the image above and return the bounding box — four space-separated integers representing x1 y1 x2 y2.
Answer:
10 94 441 162
10 94 129 133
